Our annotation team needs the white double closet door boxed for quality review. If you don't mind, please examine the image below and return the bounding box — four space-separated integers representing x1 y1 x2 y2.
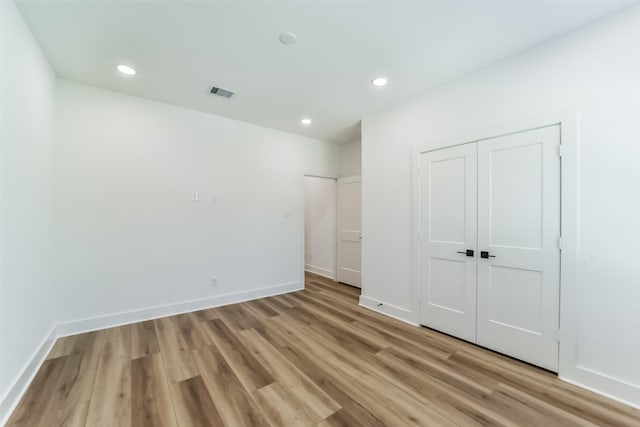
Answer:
420 126 561 371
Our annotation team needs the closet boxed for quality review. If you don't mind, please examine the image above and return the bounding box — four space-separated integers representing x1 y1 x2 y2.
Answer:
419 125 561 371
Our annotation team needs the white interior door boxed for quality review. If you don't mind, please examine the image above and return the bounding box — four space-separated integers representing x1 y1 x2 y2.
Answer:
476 125 561 371
337 176 361 287
420 144 477 342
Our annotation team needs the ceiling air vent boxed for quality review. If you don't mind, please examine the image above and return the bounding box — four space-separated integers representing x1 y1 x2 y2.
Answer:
209 85 235 99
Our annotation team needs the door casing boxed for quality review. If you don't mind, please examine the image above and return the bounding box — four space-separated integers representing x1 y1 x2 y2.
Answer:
419 126 561 371
411 110 579 381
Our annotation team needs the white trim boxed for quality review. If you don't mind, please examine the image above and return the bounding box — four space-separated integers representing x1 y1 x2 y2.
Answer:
0 326 57 426
359 295 419 326
559 375 640 410
55 281 301 337
304 265 336 280
410 142 423 325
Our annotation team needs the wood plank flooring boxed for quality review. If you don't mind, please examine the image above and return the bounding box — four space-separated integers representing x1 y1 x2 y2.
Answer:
7 273 640 426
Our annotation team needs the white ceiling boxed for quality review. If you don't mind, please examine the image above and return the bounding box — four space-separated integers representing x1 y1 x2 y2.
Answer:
17 0 631 143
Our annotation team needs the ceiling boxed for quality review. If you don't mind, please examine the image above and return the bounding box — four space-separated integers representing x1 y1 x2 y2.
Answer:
17 0 631 143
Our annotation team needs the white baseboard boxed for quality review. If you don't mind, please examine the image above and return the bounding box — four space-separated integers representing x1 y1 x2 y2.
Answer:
359 295 419 326
559 375 640 410
0 326 57 426
0 281 301 425
559 365 640 409
56 281 302 337
304 264 335 281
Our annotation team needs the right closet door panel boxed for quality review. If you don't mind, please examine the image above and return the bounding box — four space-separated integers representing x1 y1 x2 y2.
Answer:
476 125 561 371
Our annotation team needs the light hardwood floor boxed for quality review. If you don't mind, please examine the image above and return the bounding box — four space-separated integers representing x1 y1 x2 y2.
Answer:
7 273 640 426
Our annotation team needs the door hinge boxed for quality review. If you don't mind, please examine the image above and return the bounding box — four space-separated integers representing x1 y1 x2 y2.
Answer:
418 167 423 178
555 329 561 342
558 145 563 158
558 237 563 250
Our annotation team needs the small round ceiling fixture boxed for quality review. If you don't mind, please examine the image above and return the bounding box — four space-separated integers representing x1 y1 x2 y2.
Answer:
116 64 136 76
300 117 312 125
372 76 388 87
279 32 298 46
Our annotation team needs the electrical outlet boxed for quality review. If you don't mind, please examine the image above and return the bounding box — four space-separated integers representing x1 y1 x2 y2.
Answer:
211 277 218 287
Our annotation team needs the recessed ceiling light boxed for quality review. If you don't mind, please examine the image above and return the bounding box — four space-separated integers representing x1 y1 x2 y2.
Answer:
116 64 136 76
372 77 388 87
279 32 298 46
300 118 312 125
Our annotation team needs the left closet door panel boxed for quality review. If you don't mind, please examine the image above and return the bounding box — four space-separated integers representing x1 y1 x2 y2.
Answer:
420 144 478 342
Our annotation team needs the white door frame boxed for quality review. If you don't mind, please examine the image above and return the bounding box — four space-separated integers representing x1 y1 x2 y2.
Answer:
300 172 338 288
412 109 579 380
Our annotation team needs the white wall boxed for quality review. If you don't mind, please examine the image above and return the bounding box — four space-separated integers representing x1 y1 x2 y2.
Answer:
53 80 340 325
304 176 337 279
362 7 640 405
340 138 361 177
0 0 56 413
361 5 640 406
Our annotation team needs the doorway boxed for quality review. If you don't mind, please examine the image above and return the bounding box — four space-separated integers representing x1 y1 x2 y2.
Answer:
303 176 337 280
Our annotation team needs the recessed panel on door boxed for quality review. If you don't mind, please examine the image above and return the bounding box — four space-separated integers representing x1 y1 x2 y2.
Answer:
420 144 477 342
476 125 561 371
337 176 362 287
